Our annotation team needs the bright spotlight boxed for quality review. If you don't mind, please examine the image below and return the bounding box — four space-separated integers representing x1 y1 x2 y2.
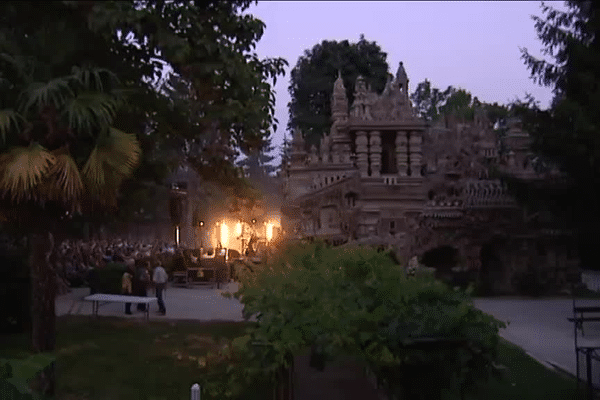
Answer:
221 222 229 247
235 222 242 237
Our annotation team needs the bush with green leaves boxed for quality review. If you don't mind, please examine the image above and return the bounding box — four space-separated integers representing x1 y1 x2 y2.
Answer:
0 354 55 400
206 241 507 399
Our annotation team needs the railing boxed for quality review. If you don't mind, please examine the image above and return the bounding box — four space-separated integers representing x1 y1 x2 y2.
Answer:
575 347 600 399
382 175 399 185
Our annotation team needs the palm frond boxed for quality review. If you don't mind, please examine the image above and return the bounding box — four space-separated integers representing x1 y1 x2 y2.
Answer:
0 53 34 84
63 92 119 133
81 128 141 204
0 109 24 144
103 127 141 175
19 78 74 114
71 65 120 92
81 145 105 189
0 143 55 202
38 148 83 205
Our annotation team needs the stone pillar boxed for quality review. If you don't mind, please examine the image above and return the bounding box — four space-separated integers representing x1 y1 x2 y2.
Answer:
331 144 342 164
396 131 408 176
356 131 369 177
409 132 422 177
341 143 352 164
369 131 382 177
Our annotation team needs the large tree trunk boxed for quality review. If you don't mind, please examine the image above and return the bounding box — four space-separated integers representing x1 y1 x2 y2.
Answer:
29 231 56 397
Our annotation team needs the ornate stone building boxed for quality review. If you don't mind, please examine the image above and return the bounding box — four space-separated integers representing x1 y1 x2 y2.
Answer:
282 62 579 294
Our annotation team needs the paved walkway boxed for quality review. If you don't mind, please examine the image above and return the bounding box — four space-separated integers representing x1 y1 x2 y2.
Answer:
55 282 255 322
473 297 600 383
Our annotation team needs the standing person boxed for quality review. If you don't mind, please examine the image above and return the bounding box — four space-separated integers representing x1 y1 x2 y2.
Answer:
121 265 134 315
152 261 168 315
135 261 150 312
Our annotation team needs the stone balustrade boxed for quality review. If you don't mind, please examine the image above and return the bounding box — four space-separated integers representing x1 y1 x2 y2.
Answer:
382 175 399 185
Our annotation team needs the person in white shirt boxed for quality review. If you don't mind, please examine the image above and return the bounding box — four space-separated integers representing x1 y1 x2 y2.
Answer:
152 262 168 315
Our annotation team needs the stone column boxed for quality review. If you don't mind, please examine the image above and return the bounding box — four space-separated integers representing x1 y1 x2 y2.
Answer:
369 131 382 177
396 131 408 176
409 132 422 177
356 131 369 177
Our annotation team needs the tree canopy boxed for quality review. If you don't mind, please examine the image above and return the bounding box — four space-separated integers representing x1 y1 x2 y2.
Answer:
287 34 390 150
0 0 287 232
0 1 287 394
508 1 600 269
410 80 509 125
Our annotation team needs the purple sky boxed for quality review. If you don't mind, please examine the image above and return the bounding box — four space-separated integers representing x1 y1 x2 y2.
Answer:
247 1 567 164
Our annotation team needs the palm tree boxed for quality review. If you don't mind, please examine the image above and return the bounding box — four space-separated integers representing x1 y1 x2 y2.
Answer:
0 49 140 395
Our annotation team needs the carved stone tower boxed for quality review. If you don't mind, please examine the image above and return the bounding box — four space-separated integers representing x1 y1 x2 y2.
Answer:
331 70 348 122
330 70 352 164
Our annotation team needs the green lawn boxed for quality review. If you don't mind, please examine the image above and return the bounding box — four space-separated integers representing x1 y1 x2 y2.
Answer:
1 316 271 400
476 338 585 400
0 317 589 400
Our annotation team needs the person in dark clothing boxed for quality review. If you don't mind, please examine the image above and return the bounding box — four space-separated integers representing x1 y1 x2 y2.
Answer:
135 261 150 312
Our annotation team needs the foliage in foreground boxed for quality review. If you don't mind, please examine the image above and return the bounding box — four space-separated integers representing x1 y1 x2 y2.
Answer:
210 242 507 399
0 353 55 400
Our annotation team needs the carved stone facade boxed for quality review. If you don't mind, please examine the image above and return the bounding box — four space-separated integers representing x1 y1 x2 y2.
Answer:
281 62 578 294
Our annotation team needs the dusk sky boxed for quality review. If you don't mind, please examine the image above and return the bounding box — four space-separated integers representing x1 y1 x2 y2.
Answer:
246 1 567 165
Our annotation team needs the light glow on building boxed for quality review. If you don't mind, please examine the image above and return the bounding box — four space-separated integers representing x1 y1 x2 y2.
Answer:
235 222 242 237
221 222 229 247
266 222 274 242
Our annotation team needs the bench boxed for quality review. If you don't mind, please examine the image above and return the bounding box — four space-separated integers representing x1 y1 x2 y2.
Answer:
568 306 600 336
84 294 157 321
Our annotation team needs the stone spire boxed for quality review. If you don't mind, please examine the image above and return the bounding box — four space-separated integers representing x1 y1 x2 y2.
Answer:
331 70 348 120
395 61 409 93
290 128 307 166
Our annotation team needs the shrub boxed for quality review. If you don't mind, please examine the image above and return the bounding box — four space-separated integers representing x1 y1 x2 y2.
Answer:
210 241 506 399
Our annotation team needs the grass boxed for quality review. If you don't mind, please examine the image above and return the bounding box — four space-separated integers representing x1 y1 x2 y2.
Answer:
476 338 586 400
0 316 271 400
0 318 590 400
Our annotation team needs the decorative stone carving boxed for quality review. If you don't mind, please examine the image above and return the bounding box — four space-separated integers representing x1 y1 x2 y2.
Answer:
409 133 422 177
396 131 408 176
369 131 382 177
332 70 348 121
350 75 374 121
281 58 577 295
356 131 369 177
309 145 319 165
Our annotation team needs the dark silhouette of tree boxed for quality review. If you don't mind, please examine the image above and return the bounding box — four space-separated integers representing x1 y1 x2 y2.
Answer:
287 34 390 150
506 1 600 270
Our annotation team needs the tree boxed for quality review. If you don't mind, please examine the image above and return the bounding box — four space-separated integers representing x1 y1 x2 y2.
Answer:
288 34 390 150
0 0 286 395
410 79 446 122
440 87 475 121
411 80 505 124
510 1 600 269
278 130 293 182
238 136 278 181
